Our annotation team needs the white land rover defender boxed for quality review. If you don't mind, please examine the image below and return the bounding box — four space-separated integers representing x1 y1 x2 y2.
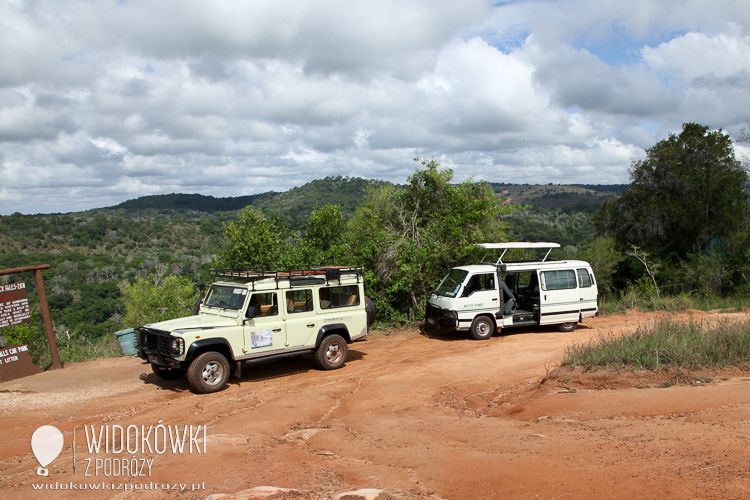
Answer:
136 266 375 393
425 243 598 340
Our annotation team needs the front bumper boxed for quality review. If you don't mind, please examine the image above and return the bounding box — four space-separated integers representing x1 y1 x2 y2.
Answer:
424 304 458 329
136 327 185 368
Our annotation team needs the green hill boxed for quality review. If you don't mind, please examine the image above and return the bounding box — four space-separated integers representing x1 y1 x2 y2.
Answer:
489 183 625 210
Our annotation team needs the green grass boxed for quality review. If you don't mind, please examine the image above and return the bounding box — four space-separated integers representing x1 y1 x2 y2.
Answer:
564 316 750 371
599 292 750 315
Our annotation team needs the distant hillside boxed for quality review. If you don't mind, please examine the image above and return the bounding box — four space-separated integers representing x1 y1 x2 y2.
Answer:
489 183 626 210
108 192 275 213
94 176 391 229
80 178 626 224
250 176 392 229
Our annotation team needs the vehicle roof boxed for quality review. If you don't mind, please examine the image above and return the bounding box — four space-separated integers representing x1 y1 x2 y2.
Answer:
211 276 361 290
476 242 560 249
453 260 592 273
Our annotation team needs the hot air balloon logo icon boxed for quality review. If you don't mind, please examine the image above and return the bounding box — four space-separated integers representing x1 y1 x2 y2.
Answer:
31 425 64 476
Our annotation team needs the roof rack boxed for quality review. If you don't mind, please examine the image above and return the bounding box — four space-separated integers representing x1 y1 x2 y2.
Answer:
476 242 561 265
209 266 363 290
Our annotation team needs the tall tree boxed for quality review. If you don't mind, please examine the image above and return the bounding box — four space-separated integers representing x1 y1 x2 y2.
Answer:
594 123 748 258
348 158 514 319
218 208 296 269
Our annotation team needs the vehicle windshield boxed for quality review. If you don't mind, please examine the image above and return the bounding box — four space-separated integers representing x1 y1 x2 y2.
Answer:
204 285 248 310
434 269 468 297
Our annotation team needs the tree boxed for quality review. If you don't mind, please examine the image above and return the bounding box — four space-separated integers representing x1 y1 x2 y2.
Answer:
302 204 348 264
348 158 515 320
578 237 622 294
594 123 748 258
218 208 296 269
120 273 198 327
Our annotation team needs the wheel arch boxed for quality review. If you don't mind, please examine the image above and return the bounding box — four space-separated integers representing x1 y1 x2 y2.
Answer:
475 313 497 330
316 323 351 346
185 338 234 363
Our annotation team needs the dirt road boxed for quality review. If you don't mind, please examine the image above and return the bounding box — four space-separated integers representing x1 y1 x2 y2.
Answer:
2 309 750 500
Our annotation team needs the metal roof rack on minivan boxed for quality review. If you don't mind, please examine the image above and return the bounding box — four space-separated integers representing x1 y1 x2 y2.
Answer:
476 242 561 265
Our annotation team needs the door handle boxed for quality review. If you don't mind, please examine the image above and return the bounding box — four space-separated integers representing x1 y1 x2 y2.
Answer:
307 324 315 328
492 298 498 301
273 328 281 332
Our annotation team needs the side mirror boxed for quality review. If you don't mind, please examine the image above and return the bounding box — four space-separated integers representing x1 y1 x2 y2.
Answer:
245 306 256 320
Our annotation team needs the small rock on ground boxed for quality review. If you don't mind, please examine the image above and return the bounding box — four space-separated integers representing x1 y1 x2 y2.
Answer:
333 489 391 500
206 486 303 500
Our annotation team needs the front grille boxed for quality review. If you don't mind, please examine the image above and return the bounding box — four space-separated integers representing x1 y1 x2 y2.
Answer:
139 328 174 357
425 304 438 318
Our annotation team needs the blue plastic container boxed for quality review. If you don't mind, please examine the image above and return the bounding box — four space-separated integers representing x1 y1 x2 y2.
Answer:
114 328 138 356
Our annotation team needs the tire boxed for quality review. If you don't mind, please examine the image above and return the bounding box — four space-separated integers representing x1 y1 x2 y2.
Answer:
315 334 348 370
365 296 376 328
187 351 230 394
151 364 186 380
558 322 577 332
470 315 494 340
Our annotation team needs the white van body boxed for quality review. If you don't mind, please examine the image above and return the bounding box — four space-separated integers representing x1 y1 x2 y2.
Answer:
425 243 598 339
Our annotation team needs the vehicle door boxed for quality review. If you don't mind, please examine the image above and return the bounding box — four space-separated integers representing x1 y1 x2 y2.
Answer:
317 285 366 338
538 269 580 325
242 291 286 355
456 273 499 315
284 288 318 348
577 267 598 318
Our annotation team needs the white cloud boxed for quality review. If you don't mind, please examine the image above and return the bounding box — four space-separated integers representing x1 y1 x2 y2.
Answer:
1 0 749 214
642 31 750 80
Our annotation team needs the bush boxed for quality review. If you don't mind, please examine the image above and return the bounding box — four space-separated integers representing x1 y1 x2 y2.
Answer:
120 273 198 327
1 322 47 367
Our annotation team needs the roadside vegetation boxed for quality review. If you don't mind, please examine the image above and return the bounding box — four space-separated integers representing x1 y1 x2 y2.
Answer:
564 317 750 371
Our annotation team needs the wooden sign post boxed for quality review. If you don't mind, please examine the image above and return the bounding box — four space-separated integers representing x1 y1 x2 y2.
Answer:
0 265 62 371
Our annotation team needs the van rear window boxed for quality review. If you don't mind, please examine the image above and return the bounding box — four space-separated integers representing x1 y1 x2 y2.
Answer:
540 270 577 291
577 269 592 288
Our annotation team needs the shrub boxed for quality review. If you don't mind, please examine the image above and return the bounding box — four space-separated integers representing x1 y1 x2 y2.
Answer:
564 317 750 371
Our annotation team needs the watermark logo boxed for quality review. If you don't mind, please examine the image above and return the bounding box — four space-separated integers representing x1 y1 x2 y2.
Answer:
31 425 64 476
29 422 208 492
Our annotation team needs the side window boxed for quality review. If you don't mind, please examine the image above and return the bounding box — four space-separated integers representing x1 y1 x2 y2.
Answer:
559 270 577 289
247 292 278 317
319 286 360 309
286 289 313 313
577 269 592 288
540 270 577 291
464 273 496 296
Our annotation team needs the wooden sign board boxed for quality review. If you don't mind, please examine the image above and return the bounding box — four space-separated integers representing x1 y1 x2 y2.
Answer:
0 344 43 382
0 282 31 328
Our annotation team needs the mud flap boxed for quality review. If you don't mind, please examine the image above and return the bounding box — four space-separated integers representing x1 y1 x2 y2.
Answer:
233 361 242 379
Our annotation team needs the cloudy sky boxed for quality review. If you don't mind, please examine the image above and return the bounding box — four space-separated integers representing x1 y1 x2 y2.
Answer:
1 0 749 214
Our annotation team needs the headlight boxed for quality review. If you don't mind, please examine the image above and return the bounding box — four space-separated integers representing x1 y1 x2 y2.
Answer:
169 337 184 356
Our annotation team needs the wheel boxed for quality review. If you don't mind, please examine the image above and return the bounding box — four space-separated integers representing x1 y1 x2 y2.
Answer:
470 315 494 340
315 335 348 370
151 364 186 380
187 352 230 394
365 296 376 327
558 322 577 332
